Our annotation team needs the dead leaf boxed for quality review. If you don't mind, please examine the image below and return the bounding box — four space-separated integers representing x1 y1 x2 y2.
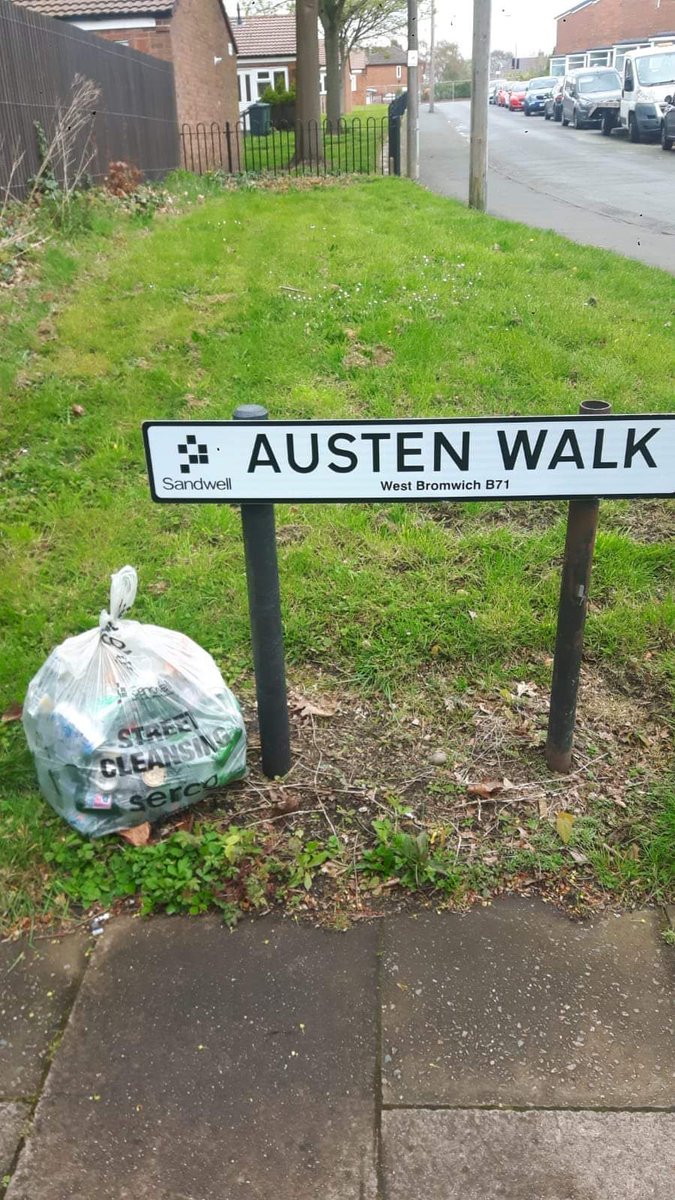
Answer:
568 848 588 865
71 404 86 418
467 780 502 798
271 790 301 815
555 811 575 845
468 610 478 621
119 822 151 846
147 580 169 595
537 796 549 819
1 702 22 723
515 681 537 698
289 691 336 719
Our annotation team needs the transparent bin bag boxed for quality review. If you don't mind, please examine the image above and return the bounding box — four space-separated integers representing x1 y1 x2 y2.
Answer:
22 566 247 837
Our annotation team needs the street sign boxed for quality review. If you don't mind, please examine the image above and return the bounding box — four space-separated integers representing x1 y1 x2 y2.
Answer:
143 416 674 504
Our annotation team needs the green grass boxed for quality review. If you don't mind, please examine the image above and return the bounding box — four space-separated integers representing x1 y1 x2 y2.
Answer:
240 107 388 174
0 176 673 929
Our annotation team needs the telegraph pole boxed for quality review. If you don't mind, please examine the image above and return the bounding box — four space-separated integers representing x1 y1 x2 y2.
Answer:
469 0 492 210
428 1 436 113
406 0 419 179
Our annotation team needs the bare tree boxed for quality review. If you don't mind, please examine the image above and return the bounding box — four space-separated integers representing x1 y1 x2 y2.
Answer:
319 0 407 125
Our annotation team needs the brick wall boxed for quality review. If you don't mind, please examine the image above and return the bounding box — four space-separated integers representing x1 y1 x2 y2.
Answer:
95 19 172 63
363 62 407 96
555 0 675 55
170 0 238 133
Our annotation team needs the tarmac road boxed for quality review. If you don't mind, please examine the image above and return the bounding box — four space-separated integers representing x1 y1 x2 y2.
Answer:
420 100 675 273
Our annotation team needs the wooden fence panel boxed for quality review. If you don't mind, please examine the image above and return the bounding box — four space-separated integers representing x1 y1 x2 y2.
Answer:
0 0 179 198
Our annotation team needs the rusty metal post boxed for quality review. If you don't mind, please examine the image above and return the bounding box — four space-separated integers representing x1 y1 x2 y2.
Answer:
545 400 612 773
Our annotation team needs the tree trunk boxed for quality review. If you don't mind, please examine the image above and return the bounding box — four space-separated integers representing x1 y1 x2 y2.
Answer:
323 19 342 129
295 0 323 166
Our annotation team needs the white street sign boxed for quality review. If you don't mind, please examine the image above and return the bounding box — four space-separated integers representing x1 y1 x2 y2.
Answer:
143 417 675 504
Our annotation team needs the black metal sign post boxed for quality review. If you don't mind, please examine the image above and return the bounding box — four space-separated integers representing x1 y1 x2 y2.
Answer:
545 401 610 773
143 408 673 780
233 404 291 779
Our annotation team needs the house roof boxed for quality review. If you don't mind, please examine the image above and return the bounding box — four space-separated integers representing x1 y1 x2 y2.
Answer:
555 1 597 19
13 0 172 15
366 46 407 66
235 14 326 66
235 14 296 58
13 0 237 50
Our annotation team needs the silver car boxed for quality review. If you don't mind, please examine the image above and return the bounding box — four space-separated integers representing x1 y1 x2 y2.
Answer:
561 67 622 130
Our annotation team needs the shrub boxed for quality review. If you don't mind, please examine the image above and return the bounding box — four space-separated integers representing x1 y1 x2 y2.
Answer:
106 161 143 196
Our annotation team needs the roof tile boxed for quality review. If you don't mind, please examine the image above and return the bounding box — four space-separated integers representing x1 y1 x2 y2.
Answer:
13 0 172 15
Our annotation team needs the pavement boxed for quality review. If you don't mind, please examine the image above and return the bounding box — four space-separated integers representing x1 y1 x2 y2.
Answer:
1 898 673 1199
419 102 675 273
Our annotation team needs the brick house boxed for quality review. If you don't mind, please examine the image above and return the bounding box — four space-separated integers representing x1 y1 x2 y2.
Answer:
354 46 407 105
15 0 240 132
234 13 365 115
552 0 675 75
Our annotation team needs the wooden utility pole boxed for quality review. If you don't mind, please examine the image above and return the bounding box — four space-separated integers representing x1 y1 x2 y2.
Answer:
406 0 419 179
469 0 491 210
428 1 435 113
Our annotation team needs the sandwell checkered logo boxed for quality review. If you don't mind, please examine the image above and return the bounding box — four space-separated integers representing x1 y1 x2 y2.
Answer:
177 434 209 474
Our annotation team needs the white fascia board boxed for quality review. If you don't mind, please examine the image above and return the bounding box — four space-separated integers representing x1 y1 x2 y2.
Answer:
237 55 295 67
73 18 157 30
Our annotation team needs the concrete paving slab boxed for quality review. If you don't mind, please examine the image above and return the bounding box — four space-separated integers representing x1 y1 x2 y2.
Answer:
382 1109 675 1200
6 916 379 1200
0 935 90 1097
382 900 674 1107
0 1103 30 1180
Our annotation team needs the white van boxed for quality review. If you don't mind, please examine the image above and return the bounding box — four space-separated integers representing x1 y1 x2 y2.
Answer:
618 46 675 142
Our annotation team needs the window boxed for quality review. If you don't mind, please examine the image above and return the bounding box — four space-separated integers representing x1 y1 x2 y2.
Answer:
624 59 634 90
635 51 675 87
615 45 637 73
350 73 356 91
588 50 609 67
567 54 586 71
320 71 327 94
256 71 271 98
274 70 287 90
237 75 241 102
577 71 620 94
245 75 251 101
396 65 402 80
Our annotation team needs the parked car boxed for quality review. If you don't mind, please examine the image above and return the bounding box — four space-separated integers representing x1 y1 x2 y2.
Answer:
509 83 528 111
523 76 558 116
497 82 512 107
662 95 675 151
544 78 565 122
490 79 507 104
561 67 621 129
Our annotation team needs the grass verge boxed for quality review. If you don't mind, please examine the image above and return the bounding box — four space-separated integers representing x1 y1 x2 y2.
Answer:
0 174 673 934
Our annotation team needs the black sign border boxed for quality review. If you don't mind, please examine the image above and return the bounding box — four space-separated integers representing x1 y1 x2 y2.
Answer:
142 415 675 505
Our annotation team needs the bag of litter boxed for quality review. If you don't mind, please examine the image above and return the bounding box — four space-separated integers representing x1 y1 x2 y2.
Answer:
22 566 246 837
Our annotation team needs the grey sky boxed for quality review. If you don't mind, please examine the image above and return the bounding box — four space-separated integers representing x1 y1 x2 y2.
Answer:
426 1 565 58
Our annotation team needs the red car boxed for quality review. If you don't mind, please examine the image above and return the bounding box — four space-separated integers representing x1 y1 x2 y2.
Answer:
509 83 528 111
